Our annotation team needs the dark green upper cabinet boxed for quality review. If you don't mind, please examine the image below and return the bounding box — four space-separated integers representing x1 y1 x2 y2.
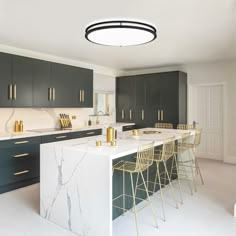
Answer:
116 76 136 122
12 55 33 107
51 63 93 108
0 53 12 107
32 59 51 107
0 52 93 108
116 71 187 128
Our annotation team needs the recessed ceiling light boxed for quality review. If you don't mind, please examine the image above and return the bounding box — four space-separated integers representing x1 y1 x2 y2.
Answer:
85 20 157 47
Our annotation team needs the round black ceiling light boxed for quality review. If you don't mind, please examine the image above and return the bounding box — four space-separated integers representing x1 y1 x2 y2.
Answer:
85 20 157 46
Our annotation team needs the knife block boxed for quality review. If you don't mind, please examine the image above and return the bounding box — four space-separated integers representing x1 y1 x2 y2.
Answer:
59 117 72 129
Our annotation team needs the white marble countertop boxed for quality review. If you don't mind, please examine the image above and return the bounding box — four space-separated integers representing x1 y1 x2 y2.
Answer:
41 128 193 160
0 122 135 141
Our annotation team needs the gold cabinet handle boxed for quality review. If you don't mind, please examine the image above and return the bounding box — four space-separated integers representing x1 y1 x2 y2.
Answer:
55 135 67 139
86 131 95 135
9 84 13 100
14 141 29 145
13 153 29 158
157 110 160 121
52 88 55 101
161 110 164 121
122 109 124 120
142 109 144 120
82 90 85 102
129 110 132 120
79 90 82 102
13 84 16 100
48 88 52 101
14 170 29 176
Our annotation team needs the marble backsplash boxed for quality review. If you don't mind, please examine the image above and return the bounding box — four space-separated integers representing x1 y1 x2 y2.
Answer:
0 108 116 133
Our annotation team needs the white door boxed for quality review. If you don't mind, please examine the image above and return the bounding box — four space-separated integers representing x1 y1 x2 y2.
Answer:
190 84 223 160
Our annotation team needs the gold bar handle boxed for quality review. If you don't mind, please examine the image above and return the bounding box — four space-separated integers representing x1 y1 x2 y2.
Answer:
86 132 95 135
14 153 29 158
55 135 67 139
82 90 85 102
129 110 132 120
52 88 55 101
14 170 29 176
79 90 82 102
122 109 124 120
161 110 164 121
142 109 144 120
13 84 16 100
158 110 160 121
9 84 13 100
14 141 29 145
48 88 51 101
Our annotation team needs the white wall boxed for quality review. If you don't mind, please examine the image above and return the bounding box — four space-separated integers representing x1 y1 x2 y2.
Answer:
121 60 236 164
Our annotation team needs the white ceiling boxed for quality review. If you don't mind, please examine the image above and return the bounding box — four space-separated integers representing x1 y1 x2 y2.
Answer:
0 0 235 71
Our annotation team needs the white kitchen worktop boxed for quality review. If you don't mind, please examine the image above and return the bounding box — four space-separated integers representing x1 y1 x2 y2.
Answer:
40 128 194 236
0 122 134 141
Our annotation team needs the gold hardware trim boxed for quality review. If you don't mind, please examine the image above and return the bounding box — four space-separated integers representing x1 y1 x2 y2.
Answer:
86 132 95 135
79 90 81 102
55 135 67 139
48 88 51 101
142 109 144 120
158 110 160 121
82 90 85 102
9 84 13 100
161 110 164 121
14 141 29 145
52 88 55 101
122 109 124 120
13 84 16 100
129 110 132 120
14 170 29 176
14 153 29 158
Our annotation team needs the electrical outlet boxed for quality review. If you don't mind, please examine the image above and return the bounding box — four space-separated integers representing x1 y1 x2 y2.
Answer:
71 115 76 120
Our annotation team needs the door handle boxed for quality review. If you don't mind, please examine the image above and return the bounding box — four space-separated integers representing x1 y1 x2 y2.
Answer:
86 132 95 135
129 110 132 120
161 110 164 121
14 141 29 145
55 135 67 139
142 109 144 120
14 170 29 176
79 90 82 102
8 84 13 100
13 153 29 158
13 84 16 100
122 109 124 120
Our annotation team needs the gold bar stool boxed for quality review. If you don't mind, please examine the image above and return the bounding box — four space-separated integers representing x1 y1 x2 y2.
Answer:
137 137 179 222
170 132 194 198
113 142 158 236
176 127 204 191
155 123 173 129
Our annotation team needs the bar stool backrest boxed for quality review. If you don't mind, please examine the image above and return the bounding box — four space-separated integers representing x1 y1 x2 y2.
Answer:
161 137 175 161
155 123 173 129
178 132 191 152
136 142 154 172
193 128 202 147
177 124 194 130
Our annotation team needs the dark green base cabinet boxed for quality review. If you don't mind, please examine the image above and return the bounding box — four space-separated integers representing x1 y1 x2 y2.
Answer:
112 152 177 220
0 137 41 194
0 128 102 194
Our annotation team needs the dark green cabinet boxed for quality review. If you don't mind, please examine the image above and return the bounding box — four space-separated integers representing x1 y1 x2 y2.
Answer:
32 59 51 107
116 76 136 122
0 52 93 108
0 53 12 107
0 136 41 193
116 71 187 128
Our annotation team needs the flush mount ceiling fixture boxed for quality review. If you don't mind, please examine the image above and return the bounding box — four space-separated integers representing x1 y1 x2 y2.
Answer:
85 20 157 46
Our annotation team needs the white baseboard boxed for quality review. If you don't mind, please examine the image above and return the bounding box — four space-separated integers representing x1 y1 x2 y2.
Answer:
224 156 236 164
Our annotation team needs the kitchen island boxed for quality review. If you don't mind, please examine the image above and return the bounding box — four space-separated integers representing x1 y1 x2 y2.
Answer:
40 128 193 236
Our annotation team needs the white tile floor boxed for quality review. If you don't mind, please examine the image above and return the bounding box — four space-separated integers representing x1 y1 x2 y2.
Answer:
0 159 236 236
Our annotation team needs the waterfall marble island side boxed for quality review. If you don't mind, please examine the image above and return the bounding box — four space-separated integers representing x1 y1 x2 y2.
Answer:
40 128 193 236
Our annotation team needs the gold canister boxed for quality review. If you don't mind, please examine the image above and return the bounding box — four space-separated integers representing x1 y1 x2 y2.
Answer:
132 129 139 136
110 141 116 147
19 120 24 132
14 121 19 132
96 141 102 147
106 127 115 143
